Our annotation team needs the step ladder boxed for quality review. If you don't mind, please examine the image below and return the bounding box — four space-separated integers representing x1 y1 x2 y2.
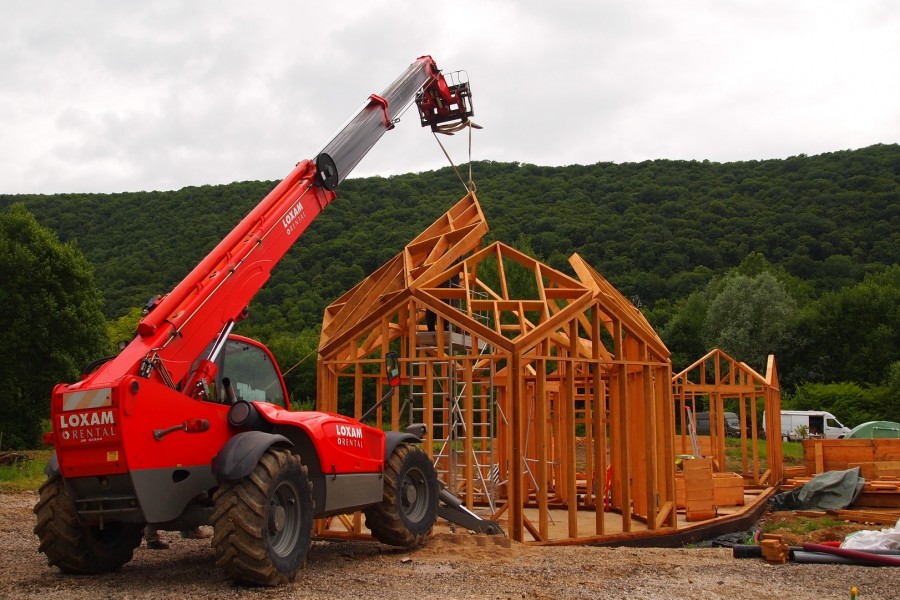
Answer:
684 407 702 457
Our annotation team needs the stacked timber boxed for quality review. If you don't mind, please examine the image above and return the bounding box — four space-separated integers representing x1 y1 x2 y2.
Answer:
675 470 745 508
802 438 900 476
712 472 745 506
781 474 900 509
683 458 716 521
760 534 790 564
782 465 808 479
790 439 900 508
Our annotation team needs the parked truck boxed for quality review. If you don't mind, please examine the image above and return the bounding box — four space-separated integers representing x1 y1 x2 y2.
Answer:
33 56 495 587
693 411 744 437
764 410 851 441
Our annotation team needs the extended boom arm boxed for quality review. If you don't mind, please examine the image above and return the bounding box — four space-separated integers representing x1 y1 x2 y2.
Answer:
87 56 469 391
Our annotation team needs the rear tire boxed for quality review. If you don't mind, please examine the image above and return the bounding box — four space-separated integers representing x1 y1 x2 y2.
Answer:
33 475 142 574
364 443 438 547
211 447 312 586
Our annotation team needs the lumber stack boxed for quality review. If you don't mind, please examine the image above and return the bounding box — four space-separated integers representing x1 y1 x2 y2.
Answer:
675 470 745 508
802 439 900 475
682 458 716 521
712 472 745 506
760 534 790 564
850 461 900 481
832 508 900 525
855 476 900 509
782 474 900 509
782 465 808 479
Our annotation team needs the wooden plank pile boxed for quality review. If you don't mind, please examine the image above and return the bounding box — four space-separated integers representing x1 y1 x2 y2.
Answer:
675 469 745 508
759 534 790 564
802 439 900 475
782 473 900 509
682 458 716 521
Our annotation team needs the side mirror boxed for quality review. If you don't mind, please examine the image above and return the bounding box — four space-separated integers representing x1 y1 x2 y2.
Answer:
360 352 401 423
385 351 400 387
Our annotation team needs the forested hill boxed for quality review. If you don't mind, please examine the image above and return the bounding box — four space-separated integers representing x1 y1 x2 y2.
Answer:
2 143 898 334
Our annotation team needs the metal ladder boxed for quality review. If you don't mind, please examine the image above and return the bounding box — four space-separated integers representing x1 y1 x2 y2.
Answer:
408 326 498 511
684 407 702 457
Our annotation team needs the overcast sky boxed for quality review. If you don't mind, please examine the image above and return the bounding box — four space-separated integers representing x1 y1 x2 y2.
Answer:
2 0 898 195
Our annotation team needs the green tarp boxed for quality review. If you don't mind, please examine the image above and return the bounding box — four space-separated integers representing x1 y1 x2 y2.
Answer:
771 467 865 512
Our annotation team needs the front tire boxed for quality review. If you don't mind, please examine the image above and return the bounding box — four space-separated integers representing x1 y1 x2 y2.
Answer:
364 443 438 547
210 447 312 586
33 475 142 574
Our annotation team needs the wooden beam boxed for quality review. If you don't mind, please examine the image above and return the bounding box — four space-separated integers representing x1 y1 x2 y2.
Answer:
510 351 524 542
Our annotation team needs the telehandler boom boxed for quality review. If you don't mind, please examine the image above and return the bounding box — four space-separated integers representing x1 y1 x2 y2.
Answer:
34 56 496 587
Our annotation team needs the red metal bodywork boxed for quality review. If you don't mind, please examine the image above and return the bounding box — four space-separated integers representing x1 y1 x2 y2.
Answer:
46 56 464 524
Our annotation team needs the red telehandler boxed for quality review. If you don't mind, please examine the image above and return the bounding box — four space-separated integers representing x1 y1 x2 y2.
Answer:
33 56 495 586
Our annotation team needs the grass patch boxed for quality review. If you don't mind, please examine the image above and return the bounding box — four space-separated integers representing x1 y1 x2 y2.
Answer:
782 440 804 464
0 450 51 492
761 516 846 536
722 438 805 472
723 438 769 472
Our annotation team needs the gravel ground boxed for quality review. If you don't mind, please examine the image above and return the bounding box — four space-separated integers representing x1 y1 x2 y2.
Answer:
4 491 896 599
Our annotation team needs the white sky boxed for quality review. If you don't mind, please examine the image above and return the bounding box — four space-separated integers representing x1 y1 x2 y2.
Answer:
1 0 898 194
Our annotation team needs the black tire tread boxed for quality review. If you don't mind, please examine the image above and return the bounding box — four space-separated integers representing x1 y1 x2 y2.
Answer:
210 447 311 586
33 475 142 574
364 443 436 547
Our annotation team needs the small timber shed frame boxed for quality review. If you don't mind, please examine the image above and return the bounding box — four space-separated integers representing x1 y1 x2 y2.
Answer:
672 349 784 486
315 193 677 544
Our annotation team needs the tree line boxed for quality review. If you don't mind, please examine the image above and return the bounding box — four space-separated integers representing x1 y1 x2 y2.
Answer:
1 143 898 447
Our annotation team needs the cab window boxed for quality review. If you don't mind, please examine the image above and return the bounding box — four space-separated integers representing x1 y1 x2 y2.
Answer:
220 339 286 408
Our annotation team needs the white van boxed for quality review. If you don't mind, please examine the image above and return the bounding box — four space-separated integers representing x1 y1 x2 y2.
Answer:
763 410 851 441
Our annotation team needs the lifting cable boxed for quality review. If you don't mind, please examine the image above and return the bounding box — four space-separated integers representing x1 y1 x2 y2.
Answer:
432 119 481 194
392 96 482 194
278 111 482 393
281 347 317 379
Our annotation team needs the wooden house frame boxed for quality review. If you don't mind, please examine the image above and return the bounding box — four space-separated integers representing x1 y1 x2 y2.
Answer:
672 349 783 486
315 193 678 544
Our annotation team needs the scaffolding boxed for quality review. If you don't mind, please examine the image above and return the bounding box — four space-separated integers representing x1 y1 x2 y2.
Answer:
408 332 498 511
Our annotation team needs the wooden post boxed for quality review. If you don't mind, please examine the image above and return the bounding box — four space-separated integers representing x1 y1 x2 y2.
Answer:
510 351 524 542
642 340 658 530
566 320 578 537
463 355 474 508
536 341 549 540
614 319 632 532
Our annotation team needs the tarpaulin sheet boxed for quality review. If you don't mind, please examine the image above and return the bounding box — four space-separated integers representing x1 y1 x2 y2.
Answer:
771 467 865 512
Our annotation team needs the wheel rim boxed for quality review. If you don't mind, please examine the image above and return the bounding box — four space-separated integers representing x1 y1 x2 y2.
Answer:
268 479 302 557
400 466 431 522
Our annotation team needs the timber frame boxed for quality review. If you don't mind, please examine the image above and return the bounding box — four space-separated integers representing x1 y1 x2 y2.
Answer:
672 348 784 486
315 193 678 544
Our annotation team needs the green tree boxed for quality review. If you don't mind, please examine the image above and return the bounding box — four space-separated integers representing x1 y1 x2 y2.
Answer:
701 272 796 371
0 205 109 448
883 361 900 423
107 306 143 348
785 267 900 387
658 291 708 373
785 381 881 428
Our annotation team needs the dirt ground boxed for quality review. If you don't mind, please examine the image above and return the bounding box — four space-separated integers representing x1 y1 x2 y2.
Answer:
4 490 897 600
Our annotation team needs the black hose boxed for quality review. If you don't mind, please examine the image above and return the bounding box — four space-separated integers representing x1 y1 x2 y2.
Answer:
791 551 867 565
802 543 900 566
